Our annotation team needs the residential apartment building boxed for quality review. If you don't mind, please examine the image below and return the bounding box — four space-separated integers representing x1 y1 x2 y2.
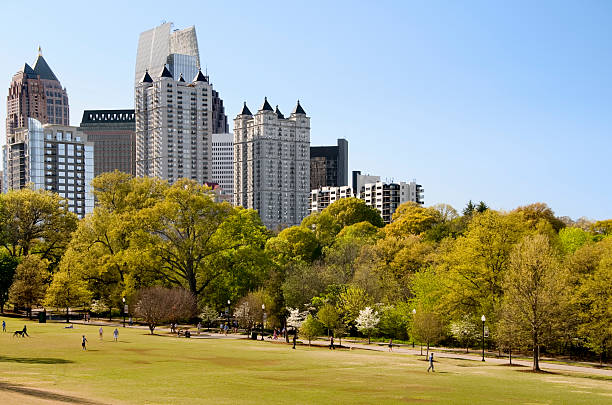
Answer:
309 186 353 213
135 23 227 134
135 67 219 183
79 109 136 176
234 99 310 229
3 118 94 217
211 133 233 203
310 138 348 189
6 48 69 139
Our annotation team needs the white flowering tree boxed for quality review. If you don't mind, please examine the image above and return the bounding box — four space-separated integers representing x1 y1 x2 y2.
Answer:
356 306 380 344
450 315 480 353
286 307 308 330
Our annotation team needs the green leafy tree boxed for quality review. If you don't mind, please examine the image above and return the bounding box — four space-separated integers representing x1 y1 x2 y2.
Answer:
574 248 612 365
411 309 445 358
337 285 371 326
317 303 340 337
385 202 441 238
378 303 411 340
44 269 92 322
0 252 19 313
300 314 324 346
559 227 592 255
266 226 319 264
0 188 78 264
501 234 568 371
9 255 49 318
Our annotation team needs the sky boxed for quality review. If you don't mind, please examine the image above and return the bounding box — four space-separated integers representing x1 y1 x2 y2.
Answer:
1 0 610 220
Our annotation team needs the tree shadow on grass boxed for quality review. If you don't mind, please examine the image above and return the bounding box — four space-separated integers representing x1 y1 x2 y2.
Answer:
0 381 103 404
0 355 73 364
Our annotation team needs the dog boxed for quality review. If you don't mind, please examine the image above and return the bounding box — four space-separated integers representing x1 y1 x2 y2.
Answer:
13 330 25 337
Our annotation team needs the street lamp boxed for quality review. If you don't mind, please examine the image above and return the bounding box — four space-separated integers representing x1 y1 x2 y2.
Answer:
412 308 416 349
481 314 486 362
122 297 126 327
261 303 265 341
227 300 231 333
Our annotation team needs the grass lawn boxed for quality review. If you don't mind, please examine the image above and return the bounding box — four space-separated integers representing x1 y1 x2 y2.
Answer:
1 317 611 404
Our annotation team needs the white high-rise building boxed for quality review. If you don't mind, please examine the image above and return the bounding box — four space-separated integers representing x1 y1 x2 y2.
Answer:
234 99 310 229
211 133 233 202
135 67 217 183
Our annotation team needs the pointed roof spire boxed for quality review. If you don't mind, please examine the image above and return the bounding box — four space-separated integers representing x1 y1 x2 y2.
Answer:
292 99 306 115
21 63 36 78
275 105 285 119
260 97 273 112
160 65 173 78
193 69 208 82
240 102 253 116
141 70 153 83
38 46 42 56
178 73 185 82
32 53 59 81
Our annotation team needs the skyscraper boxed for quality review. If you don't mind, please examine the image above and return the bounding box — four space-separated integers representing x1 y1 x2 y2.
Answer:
135 23 200 85
310 138 348 189
79 110 136 176
6 48 69 138
135 68 217 183
234 99 310 229
3 118 94 218
211 133 233 202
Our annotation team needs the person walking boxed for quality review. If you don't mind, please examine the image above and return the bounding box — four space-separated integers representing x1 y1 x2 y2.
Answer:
22 325 29 337
113 328 119 342
292 331 297 349
197 322 201 335
329 336 335 350
99 327 103 341
388 338 393 352
427 352 435 372
2 320 5 332
81 335 88 350
129 317 133 327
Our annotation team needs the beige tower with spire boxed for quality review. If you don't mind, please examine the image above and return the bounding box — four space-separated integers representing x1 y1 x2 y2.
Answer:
233 98 310 229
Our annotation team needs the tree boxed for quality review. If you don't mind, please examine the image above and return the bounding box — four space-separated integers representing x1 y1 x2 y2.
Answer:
266 226 319 264
512 203 565 233
0 188 78 263
378 303 411 340
300 314 324 346
450 315 480 353
139 179 268 299
591 219 612 236
317 304 340 337
356 306 380 344
234 291 266 333
199 305 218 331
45 269 91 322
501 234 568 371
0 253 19 313
286 307 308 330
559 227 591 255
463 200 476 217
9 255 49 318
302 198 383 246
574 248 612 365
385 202 441 237
475 201 489 213
135 287 194 334
337 285 371 326
411 310 444 358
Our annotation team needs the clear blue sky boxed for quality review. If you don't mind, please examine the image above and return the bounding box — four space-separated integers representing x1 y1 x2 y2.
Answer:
1 1 610 220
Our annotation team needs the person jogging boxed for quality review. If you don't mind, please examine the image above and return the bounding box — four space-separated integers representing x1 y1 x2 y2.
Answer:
427 352 435 372
81 335 88 350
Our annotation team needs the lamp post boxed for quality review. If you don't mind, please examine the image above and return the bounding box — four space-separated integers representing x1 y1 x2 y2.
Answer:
412 308 416 349
481 314 486 362
122 297 126 327
261 304 265 341
226 300 231 333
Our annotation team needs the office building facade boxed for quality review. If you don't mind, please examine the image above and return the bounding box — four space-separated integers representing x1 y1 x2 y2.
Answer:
310 138 348 189
309 186 353 213
79 109 136 176
3 118 94 217
6 48 69 138
211 133 233 202
234 99 310 229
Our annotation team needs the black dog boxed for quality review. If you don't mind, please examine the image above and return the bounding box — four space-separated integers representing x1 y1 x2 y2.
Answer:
13 330 25 337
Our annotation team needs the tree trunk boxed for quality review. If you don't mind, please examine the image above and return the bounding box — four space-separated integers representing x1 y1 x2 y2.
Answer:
509 348 512 365
109 307 112 321
66 307 70 323
426 341 430 359
533 333 540 371
368 333 371 344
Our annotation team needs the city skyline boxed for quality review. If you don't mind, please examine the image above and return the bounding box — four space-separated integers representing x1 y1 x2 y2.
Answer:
1 1 610 220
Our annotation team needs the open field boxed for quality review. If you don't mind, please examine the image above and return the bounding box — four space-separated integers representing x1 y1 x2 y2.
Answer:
1 317 611 405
